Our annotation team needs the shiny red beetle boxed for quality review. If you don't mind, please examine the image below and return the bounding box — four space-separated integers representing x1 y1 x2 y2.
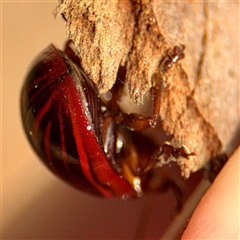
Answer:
21 42 189 202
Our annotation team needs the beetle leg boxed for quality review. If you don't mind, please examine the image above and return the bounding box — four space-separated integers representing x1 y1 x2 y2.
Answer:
121 162 143 197
114 129 165 197
113 45 185 131
153 142 196 170
101 114 143 196
160 45 185 74
109 74 162 131
101 115 118 166
142 167 186 213
161 179 185 214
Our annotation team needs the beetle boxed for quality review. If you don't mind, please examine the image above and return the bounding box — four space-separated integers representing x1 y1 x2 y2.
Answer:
21 41 191 205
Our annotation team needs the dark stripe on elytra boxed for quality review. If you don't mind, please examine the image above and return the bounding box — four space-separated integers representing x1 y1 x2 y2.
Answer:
82 139 117 196
60 63 117 196
24 73 64 122
73 112 116 196
35 79 103 196
53 98 103 196
28 63 116 196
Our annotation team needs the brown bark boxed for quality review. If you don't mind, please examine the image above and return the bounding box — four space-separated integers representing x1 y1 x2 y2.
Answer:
53 0 239 178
